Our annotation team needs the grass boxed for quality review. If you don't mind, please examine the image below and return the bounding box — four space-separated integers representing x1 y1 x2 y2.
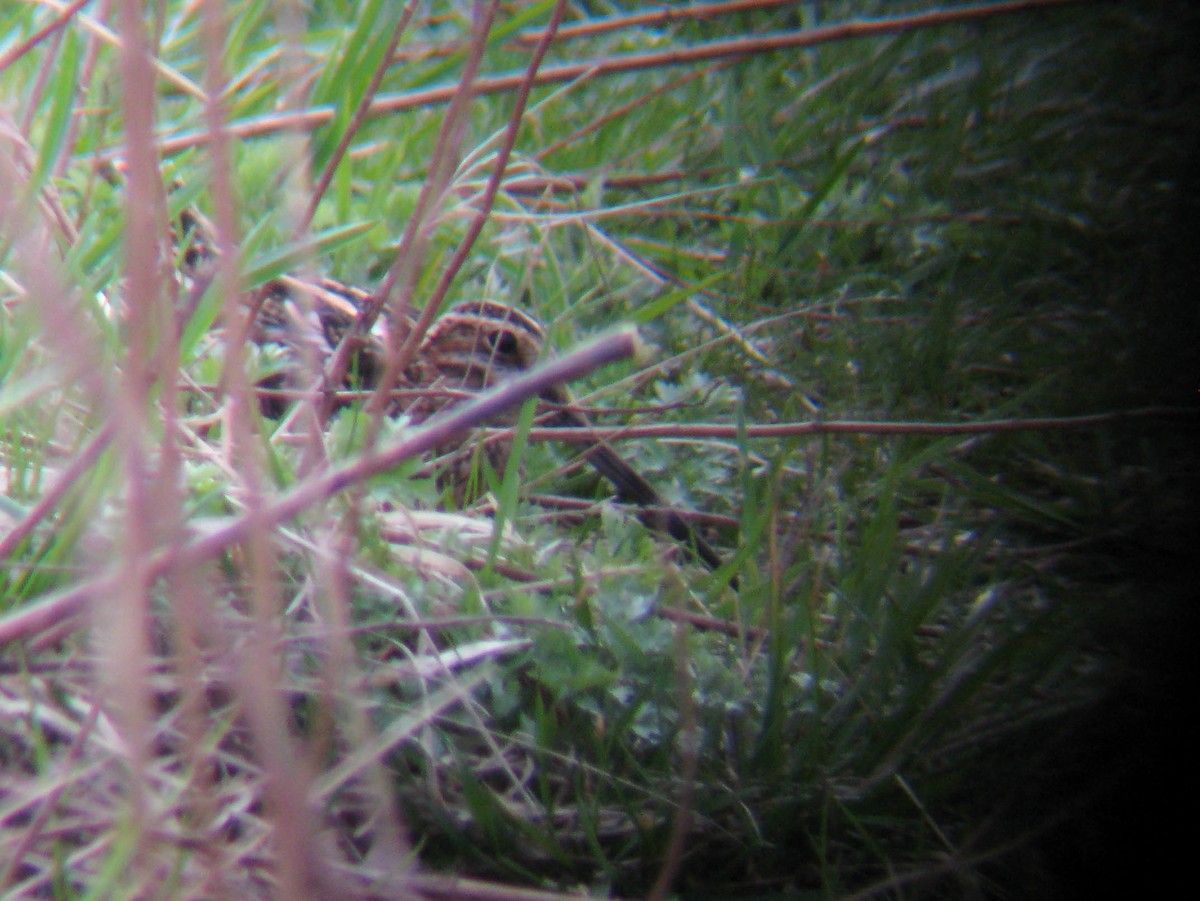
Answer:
2 0 1197 897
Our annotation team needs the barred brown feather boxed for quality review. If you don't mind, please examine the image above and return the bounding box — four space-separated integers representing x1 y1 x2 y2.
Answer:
176 209 728 574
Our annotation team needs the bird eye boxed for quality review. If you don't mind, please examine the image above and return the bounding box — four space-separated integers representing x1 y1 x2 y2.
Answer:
489 330 520 358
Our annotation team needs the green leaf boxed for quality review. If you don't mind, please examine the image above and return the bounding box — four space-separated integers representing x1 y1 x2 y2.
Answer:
631 270 727 325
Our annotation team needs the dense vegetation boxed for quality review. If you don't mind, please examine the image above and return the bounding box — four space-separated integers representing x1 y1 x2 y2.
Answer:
2 1 1195 897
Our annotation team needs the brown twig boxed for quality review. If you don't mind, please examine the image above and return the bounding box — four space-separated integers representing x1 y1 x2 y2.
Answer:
0 694 104 890
523 493 740 532
0 426 114 563
655 605 768 641
514 0 801 45
522 406 1197 443
319 0 501 426
367 0 566 421
0 327 639 648
533 60 735 163
54 0 113 182
648 609 698 900
0 0 92 73
302 0 422 230
411 872 625 900
127 0 1094 162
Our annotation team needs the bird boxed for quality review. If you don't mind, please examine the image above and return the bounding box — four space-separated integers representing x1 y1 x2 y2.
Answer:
390 298 729 574
175 211 730 575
